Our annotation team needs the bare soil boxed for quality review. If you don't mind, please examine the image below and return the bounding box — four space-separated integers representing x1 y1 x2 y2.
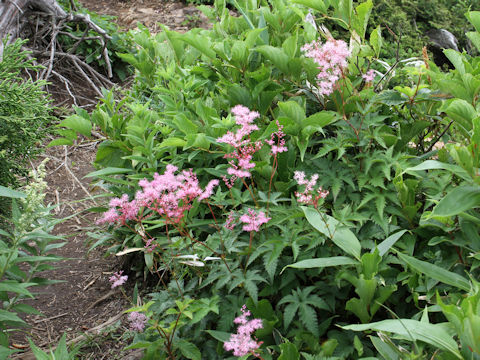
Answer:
10 0 208 358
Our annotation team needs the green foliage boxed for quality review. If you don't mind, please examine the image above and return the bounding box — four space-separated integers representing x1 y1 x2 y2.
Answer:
0 39 52 190
0 161 65 354
53 0 480 358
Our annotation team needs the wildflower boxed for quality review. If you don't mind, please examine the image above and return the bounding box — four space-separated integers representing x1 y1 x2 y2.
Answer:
362 69 376 82
198 179 220 201
294 171 329 208
128 311 147 332
224 211 237 230
239 208 270 232
144 238 157 253
218 106 263 185
224 305 263 357
109 271 128 289
265 120 287 155
302 37 350 97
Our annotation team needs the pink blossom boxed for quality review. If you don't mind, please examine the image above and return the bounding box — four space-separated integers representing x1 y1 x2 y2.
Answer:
362 69 376 82
239 208 270 232
218 107 263 185
128 311 147 332
224 305 263 357
294 171 329 208
302 37 350 97
198 179 220 201
109 271 128 289
224 211 237 230
144 238 157 253
265 120 288 155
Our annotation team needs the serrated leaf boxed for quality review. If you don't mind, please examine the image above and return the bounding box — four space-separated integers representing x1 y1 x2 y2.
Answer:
283 303 298 329
177 340 201 360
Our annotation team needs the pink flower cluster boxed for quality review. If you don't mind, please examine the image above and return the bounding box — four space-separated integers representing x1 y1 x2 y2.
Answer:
128 311 147 332
217 106 263 187
109 271 128 289
240 208 270 232
362 69 376 82
294 171 329 208
97 165 219 225
265 120 287 155
302 37 350 96
224 305 263 357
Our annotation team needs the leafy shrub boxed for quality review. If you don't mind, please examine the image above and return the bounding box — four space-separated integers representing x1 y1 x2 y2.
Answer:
0 161 65 357
0 39 52 189
57 0 480 358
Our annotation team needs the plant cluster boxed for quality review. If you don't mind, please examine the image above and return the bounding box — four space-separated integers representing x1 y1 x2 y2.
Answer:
0 39 52 190
0 161 65 358
57 0 480 358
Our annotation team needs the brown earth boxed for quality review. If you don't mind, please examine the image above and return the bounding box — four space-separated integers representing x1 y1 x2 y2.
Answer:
10 0 208 358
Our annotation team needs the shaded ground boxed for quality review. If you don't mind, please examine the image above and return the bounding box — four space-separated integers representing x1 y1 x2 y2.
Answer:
10 0 209 358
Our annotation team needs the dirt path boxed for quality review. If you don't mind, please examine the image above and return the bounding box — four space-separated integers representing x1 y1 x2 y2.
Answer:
10 1 209 358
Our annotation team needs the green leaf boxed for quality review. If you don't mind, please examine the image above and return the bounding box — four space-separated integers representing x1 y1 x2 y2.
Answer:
443 49 465 75
444 99 476 132
0 186 25 199
205 330 231 342
278 343 300 360
352 0 372 39
84 167 133 178
404 160 470 181
466 31 480 52
177 340 201 360
466 11 480 33
283 256 358 273
369 336 401 360
180 32 216 59
157 137 187 149
0 282 34 297
256 46 290 74
27 338 49 360
432 185 480 217
375 230 408 257
53 333 69 359
302 206 361 259
59 115 92 137
397 252 470 291
342 319 462 358
291 0 327 13
47 138 74 147
370 26 382 57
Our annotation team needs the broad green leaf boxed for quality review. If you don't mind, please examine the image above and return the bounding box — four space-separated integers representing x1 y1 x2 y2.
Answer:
84 167 133 178
278 101 305 124
397 252 470 291
302 206 361 259
443 49 465 75
369 336 402 360
342 319 462 358
0 186 25 199
256 46 290 74
444 99 476 133
466 11 480 33
53 333 69 359
177 340 201 360
47 138 73 147
59 115 92 137
432 185 480 217
157 137 187 149
370 26 382 57
180 32 216 59
291 0 327 13
278 343 300 360
205 330 231 342
352 0 372 39
466 32 480 52
375 230 408 256
27 338 49 360
404 160 470 181
0 282 34 297
283 256 358 273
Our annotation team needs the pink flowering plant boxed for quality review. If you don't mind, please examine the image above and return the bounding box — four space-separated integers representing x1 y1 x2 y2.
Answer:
64 0 476 357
